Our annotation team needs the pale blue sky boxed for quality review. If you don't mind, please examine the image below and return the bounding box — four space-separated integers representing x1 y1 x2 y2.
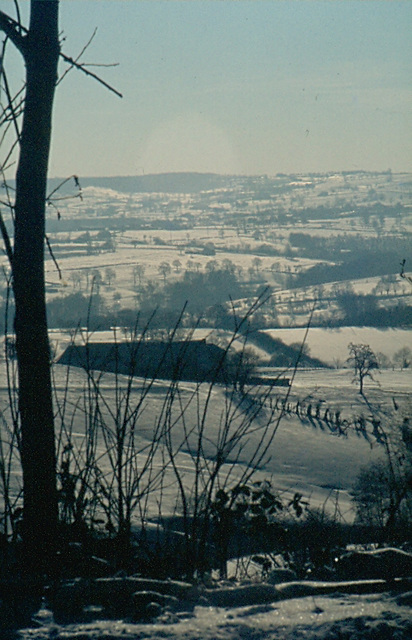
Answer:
5 0 412 176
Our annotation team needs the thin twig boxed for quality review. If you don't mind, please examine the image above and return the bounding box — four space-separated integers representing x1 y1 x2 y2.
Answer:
0 10 27 54
57 27 98 86
81 62 119 68
0 133 20 175
60 51 123 98
12 1 21 35
47 174 82 201
2 67 21 142
0 211 13 266
400 259 412 285
45 234 62 280
1 14 122 97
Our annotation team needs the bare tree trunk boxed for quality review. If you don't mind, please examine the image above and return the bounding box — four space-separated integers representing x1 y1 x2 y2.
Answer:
9 0 60 571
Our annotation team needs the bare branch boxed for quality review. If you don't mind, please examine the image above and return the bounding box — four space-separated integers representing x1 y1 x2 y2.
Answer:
1 15 121 98
57 27 98 86
46 199 61 220
0 34 6 77
0 82 26 124
47 174 82 200
12 1 22 35
0 99 25 127
0 131 20 176
2 67 21 142
45 234 62 280
80 62 120 69
0 210 13 266
400 259 412 285
0 11 27 55
60 51 123 98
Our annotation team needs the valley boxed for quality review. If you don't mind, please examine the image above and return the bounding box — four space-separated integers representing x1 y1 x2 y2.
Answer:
1 170 410 524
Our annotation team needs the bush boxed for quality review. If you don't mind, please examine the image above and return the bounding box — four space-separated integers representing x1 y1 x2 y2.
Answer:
352 409 412 540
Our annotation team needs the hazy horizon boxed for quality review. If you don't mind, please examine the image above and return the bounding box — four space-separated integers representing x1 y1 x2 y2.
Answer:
5 1 411 178
47 167 409 181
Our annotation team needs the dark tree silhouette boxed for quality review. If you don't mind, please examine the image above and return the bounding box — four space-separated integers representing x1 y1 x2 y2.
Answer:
347 343 379 395
0 1 120 571
0 1 60 570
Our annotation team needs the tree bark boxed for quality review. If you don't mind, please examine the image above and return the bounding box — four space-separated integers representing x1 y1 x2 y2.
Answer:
11 0 60 571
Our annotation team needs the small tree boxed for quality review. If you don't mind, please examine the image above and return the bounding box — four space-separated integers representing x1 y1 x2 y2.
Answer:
70 271 83 291
393 346 411 371
347 343 379 395
226 346 259 393
158 261 172 282
104 267 116 286
91 268 103 293
172 259 182 273
251 257 262 274
132 263 146 286
376 351 392 370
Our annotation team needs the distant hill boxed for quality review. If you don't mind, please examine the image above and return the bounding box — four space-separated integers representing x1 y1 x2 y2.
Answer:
47 173 234 195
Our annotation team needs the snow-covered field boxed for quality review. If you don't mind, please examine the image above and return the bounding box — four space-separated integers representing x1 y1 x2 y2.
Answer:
47 325 411 367
1 362 409 522
1 175 411 637
1 175 411 638
265 326 412 366
42 241 302 292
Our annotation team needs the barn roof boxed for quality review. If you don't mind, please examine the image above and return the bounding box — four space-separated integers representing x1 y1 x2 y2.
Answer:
57 339 228 383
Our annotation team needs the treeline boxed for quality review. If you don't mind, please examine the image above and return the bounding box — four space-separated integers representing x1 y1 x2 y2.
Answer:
238 203 406 228
334 292 412 328
0 263 246 334
139 267 244 316
293 202 405 224
44 267 243 331
295 251 408 288
289 232 411 263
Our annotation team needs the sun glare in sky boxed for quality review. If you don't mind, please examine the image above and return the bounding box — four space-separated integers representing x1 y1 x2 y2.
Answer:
7 0 412 177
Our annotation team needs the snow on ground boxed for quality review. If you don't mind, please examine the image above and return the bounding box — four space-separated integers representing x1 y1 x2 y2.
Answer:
1 363 408 521
1 334 411 640
48 325 412 368
265 327 412 365
39 229 334 298
15 590 412 639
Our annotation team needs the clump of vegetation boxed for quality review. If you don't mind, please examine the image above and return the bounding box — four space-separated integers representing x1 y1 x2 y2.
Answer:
352 407 412 540
208 480 296 578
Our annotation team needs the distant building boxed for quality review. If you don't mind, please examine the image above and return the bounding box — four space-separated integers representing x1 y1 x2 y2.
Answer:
58 339 229 384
